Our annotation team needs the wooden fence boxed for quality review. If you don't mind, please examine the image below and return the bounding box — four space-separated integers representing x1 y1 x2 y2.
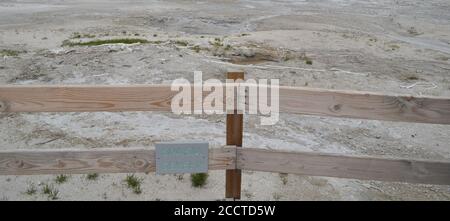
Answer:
1 71 449 199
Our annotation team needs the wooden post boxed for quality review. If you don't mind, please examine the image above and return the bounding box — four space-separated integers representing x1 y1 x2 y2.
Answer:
225 71 244 199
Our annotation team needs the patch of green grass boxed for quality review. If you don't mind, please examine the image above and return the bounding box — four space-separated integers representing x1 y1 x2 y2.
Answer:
25 184 37 195
209 38 224 47
282 51 294 61
125 174 143 194
190 173 208 188
305 59 313 65
62 38 150 47
83 34 96 38
279 173 288 185
42 184 51 195
176 174 184 181
55 174 68 184
0 49 22 57
190 45 201 53
71 32 82 39
86 173 99 181
42 184 59 200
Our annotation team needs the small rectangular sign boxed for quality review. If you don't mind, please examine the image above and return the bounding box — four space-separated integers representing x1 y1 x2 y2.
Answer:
155 142 209 174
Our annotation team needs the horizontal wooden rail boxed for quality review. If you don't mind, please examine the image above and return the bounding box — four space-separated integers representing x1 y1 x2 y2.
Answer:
1 85 449 124
237 148 450 185
0 85 176 112
279 86 450 124
0 147 235 175
0 146 449 185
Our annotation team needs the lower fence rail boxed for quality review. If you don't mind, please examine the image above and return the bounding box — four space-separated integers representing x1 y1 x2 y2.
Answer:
0 147 449 186
0 147 235 175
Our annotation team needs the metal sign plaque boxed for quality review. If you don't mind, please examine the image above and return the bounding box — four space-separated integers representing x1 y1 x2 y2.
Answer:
155 142 209 174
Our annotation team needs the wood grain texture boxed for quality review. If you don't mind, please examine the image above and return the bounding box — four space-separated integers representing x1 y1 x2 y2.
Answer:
279 86 450 124
0 85 176 112
237 148 450 185
1 85 449 124
0 147 235 175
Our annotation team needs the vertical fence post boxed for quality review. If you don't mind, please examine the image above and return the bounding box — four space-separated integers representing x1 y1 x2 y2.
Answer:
225 71 244 200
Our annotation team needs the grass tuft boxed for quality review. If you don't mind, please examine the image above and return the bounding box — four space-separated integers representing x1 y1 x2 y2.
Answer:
190 173 208 188
190 45 201 53
125 174 143 194
86 173 99 181
210 38 224 47
172 40 189 47
0 49 22 57
279 173 288 185
25 184 37 195
55 174 68 184
42 184 59 200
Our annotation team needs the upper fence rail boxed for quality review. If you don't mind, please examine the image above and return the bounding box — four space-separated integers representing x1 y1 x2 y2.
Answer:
1 85 449 124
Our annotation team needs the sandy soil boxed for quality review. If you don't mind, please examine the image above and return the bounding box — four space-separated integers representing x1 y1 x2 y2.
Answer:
0 0 449 200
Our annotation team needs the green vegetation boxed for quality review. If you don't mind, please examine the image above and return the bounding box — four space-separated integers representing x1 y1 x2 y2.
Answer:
210 38 224 47
125 174 143 194
173 40 189 47
305 59 313 65
25 184 37 195
190 45 202 53
42 184 59 200
0 49 22 57
86 173 99 181
62 38 150 47
149 40 164 44
190 173 208 188
55 174 68 184
279 173 288 185
176 174 184 181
